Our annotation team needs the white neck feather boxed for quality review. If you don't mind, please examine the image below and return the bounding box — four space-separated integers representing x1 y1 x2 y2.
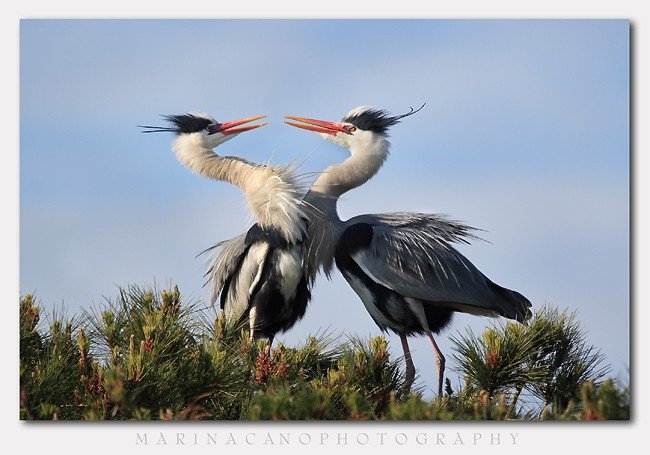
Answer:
306 134 390 213
172 134 306 242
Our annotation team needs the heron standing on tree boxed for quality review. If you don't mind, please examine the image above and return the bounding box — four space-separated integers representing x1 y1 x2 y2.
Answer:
285 105 532 395
141 112 311 353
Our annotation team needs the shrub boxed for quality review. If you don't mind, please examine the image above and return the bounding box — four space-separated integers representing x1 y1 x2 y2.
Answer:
19 289 628 420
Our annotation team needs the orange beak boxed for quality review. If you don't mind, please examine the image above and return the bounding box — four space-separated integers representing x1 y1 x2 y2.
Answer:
284 115 350 136
209 115 267 135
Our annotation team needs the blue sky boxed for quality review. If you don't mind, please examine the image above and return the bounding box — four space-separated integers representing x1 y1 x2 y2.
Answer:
20 20 629 396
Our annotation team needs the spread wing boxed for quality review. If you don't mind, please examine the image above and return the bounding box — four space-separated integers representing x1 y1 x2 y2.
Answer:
345 212 531 322
201 233 249 306
201 232 273 320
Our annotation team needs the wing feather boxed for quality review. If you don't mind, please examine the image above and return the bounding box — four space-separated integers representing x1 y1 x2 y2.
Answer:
346 213 531 321
201 233 249 306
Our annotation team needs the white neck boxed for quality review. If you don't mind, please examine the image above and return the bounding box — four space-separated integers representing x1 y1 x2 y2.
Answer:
305 135 390 219
172 134 305 242
302 134 390 282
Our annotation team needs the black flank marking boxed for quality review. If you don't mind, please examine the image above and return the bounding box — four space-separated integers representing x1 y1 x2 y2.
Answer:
289 276 311 325
245 224 290 249
423 306 455 334
226 223 311 339
249 248 309 338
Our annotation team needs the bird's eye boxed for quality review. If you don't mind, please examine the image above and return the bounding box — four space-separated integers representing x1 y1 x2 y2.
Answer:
347 126 357 134
206 123 221 135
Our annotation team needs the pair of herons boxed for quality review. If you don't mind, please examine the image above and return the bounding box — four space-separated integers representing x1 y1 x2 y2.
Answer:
141 106 532 396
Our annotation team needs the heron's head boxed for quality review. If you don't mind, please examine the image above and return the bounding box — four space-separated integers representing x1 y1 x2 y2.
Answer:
140 112 267 149
284 104 425 154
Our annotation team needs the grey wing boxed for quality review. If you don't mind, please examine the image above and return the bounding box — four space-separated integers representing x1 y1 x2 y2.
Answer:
201 233 271 321
201 233 248 306
347 212 531 322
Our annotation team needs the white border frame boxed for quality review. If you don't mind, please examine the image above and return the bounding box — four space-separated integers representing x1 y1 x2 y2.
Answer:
2 1 644 453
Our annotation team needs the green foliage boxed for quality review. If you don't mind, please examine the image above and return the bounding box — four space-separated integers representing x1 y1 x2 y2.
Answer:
19 290 629 420
247 336 410 420
20 296 84 420
524 307 610 410
451 323 542 397
450 306 615 417
386 387 512 420
579 379 630 420
538 379 630 420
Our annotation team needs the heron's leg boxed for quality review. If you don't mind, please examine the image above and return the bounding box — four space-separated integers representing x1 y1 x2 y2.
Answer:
264 335 274 356
426 331 446 398
249 307 258 342
399 334 416 388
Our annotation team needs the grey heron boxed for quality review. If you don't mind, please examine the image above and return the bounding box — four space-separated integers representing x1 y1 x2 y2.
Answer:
141 112 311 351
285 106 532 396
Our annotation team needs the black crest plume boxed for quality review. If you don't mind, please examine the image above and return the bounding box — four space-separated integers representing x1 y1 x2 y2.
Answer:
342 103 426 134
139 113 214 135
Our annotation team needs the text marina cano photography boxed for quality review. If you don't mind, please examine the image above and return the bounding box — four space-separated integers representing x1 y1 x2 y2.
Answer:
20 19 630 421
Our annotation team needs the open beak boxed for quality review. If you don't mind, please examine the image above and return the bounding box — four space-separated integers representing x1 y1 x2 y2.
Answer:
209 115 267 135
284 116 349 135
